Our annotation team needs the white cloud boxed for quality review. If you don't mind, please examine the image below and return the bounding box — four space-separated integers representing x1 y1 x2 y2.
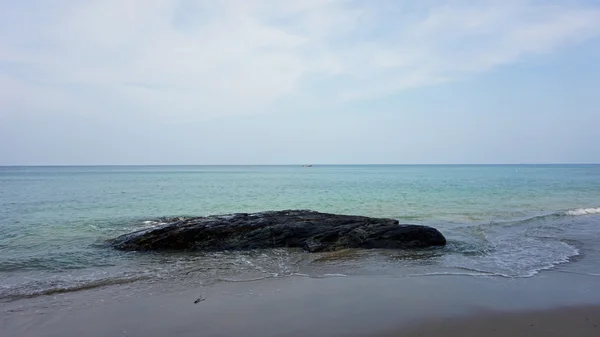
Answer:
1 0 600 120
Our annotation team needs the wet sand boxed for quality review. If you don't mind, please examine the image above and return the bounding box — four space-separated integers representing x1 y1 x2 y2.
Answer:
377 306 600 337
3 271 600 337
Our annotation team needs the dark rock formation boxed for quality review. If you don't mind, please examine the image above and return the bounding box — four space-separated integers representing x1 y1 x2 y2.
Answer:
109 210 446 252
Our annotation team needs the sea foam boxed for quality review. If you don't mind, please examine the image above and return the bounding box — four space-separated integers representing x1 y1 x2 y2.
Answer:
564 207 600 216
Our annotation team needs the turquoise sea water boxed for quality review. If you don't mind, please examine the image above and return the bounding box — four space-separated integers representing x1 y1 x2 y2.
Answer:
1 165 599 301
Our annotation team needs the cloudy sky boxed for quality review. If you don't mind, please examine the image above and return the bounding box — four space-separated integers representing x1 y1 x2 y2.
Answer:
1 0 599 165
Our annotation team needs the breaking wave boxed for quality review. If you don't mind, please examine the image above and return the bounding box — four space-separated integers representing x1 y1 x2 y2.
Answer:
564 207 600 216
0 273 153 302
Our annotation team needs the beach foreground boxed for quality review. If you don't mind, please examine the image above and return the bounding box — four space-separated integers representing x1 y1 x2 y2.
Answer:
3 270 599 337
391 306 600 337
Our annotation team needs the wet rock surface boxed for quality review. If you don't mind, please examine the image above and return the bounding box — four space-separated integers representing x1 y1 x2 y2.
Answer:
109 210 446 252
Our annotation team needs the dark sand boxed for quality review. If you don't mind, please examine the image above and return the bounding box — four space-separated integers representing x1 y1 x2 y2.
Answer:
3 271 600 337
377 306 600 337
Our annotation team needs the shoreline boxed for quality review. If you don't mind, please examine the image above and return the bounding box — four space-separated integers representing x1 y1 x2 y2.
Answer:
3 270 600 337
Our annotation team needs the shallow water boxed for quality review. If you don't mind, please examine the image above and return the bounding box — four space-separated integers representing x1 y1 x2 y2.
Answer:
1 165 599 301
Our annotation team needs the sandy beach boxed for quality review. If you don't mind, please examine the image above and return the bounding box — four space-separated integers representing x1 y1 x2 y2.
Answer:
3 269 599 337
392 306 600 337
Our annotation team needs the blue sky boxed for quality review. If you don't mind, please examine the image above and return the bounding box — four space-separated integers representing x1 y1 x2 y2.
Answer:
1 0 600 165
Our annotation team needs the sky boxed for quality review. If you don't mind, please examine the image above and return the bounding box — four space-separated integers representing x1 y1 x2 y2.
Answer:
1 0 600 165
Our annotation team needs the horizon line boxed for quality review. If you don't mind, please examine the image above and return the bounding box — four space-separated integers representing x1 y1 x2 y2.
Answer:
1 163 599 167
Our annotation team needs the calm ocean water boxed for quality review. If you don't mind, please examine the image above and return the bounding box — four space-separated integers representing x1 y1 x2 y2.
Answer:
1 165 599 302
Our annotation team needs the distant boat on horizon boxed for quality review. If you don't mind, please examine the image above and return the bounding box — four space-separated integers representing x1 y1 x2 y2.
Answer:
302 164 313 168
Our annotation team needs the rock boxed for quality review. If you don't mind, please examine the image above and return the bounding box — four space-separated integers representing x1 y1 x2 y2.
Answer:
109 210 446 252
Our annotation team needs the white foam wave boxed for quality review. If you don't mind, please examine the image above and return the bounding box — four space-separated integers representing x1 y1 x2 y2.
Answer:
409 272 498 278
564 207 600 216
0 273 152 301
134 220 167 231
216 276 272 283
321 273 348 278
444 231 580 278
142 220 166 226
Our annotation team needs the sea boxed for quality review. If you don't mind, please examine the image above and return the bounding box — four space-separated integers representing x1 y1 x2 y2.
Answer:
1 165 599 306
